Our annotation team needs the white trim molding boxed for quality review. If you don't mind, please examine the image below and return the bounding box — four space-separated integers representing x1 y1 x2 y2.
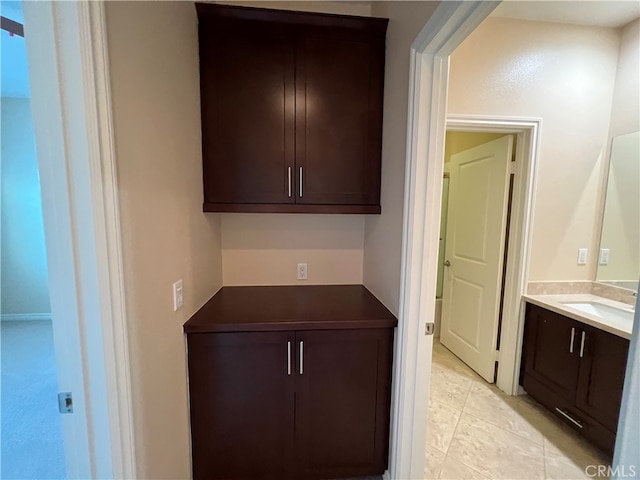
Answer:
82 3 137 477
22 1 136 478
1 313 53 322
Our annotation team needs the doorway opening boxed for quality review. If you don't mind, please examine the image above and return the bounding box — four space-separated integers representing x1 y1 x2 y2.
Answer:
443 115 540 394
1 3 66 478
425 119 611 479
424 115 607 479
16 2 136 478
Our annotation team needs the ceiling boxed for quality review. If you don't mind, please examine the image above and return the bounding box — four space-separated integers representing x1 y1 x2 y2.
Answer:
492 1 640 28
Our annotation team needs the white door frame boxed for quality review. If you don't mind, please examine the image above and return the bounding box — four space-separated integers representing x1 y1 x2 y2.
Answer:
23 2 135 478
446 116 542 394
389 2 501 478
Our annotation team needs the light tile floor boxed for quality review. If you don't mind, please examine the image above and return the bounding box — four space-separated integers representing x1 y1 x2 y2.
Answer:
425 342 611 480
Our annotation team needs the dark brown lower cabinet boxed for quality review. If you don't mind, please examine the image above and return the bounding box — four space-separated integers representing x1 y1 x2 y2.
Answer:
187 332 295 480
521 303 629 454
575 327 629 433
187 327 394 480
295 329 393 479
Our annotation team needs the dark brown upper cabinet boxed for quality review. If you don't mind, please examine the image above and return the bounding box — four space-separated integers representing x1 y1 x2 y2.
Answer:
196 4 388 214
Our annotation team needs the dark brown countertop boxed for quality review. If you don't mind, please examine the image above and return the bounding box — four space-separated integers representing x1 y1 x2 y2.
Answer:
183 285 398 333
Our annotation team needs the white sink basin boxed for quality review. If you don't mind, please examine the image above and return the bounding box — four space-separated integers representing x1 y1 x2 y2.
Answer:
561 301 635 329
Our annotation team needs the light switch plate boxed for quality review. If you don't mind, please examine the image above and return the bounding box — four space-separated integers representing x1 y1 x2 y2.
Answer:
577 248 588 265
173 280 184 311
599 248 610 265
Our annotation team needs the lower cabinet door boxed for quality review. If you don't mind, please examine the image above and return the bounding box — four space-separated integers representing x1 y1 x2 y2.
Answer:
187 332 295 480
575 326 629 434
523 304 582 402
294 329 393 479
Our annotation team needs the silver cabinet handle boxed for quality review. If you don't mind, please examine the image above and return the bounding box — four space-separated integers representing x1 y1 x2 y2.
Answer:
579 331 586 358
287 341 291 376
299 341 304 375
569 328 575 353
555 407 583 429
299 167 303 198
287 167 292 198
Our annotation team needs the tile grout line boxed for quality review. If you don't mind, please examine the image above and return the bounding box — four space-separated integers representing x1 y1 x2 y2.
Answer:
542 438 547 480
445 381 473 455
428 352 472 479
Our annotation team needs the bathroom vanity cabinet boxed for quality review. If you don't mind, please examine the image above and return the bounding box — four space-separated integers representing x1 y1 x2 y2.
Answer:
521 303 629 454
196 4 388 214
184 285 397 480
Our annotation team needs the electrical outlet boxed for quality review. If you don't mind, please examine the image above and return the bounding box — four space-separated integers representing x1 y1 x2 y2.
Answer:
577 248 588 265
173 280 184 311
297 263 308 280
599 248 610 265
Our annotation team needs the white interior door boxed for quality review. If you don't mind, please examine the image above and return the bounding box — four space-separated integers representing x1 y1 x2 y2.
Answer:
440 135 513 382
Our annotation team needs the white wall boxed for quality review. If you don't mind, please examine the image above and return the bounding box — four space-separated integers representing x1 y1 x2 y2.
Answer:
105 3 223 478
364 1 441 315
0 97 50 315
222 214 364 286
448 17 620 282
608 19 640 138
444 131 506 163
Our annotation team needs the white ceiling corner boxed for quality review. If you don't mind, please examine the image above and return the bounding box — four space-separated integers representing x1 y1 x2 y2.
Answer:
491 1 640 29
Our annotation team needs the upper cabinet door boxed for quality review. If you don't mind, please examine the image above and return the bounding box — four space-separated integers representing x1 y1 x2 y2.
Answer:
199 18 295 206
295 29 384 208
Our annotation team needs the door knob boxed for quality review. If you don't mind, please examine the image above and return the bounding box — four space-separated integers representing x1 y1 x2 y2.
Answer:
444 260 451 267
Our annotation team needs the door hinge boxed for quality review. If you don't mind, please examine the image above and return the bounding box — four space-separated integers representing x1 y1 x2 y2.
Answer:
494 349 500 362
58 392 73 414
425 322 435 336
510 161 516 175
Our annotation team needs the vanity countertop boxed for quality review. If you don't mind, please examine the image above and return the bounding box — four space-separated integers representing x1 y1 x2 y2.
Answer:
523 293 635 339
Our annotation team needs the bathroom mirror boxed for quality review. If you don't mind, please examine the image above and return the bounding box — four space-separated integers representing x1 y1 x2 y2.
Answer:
596 130 640 293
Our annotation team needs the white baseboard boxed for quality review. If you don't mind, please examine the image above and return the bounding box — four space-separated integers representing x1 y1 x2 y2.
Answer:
1 313 52 322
